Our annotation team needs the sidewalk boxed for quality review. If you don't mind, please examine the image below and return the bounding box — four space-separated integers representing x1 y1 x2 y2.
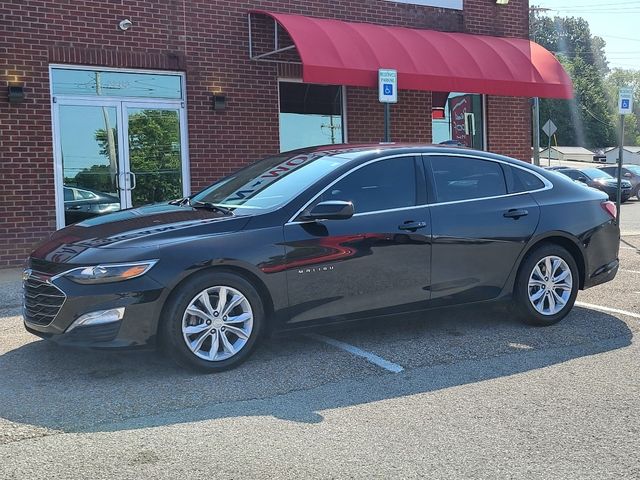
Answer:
0 268 23 310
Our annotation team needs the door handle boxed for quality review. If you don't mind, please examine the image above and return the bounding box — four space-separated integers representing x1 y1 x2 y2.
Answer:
398 221 427 231
129 172 137 190
117 172 127 191
503 208 528 219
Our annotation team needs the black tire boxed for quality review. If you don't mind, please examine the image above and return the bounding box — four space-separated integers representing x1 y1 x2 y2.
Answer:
160 271 265 373
513 244 579 326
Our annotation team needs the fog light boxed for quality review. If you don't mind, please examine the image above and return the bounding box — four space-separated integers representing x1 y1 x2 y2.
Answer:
66 308 125 333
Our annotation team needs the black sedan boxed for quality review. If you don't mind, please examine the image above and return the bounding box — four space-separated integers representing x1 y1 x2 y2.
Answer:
64 186 120 223
24 145 620 372
551 167 632 202
599 164 640 200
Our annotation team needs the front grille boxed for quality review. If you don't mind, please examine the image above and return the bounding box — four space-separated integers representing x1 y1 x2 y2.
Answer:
23 273 66 326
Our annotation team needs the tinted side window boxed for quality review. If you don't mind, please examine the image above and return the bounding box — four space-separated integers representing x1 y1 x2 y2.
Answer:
503 165 545 193
430 156 507 202
319 157 416 214
63 188 73 201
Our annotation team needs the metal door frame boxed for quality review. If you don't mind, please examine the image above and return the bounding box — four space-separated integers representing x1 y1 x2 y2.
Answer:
121 101 189 209
50 65 189 229
52 97 189 228
52 98 127 228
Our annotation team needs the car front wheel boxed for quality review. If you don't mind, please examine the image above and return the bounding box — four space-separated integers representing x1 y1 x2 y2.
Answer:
160 271 265 372
514 244 579 326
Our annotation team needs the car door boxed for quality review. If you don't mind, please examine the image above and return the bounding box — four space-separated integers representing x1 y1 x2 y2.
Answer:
425 154 541 305
282 155 432 326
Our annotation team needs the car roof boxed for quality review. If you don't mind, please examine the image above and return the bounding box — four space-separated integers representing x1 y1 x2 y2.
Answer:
288 143 535 168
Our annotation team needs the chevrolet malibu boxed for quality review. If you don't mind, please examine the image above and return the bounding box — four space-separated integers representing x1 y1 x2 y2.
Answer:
24 145 620 372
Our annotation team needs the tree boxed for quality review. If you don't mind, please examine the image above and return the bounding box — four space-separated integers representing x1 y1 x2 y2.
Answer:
531 11 616 148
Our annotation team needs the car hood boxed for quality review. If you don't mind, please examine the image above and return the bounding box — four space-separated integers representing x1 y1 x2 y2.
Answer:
30 203 251 264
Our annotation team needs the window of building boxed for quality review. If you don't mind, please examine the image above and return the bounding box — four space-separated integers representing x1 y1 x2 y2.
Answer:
319 157 417 214
279 82 344 152
432 92 484 150
431 156 507 203
384 0 463 9
51 68 183 99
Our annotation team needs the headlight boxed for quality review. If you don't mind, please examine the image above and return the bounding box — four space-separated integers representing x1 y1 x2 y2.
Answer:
64 260 158 284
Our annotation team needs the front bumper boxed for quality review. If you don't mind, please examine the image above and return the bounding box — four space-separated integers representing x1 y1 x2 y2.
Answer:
23 269 166 348
600 185 631 201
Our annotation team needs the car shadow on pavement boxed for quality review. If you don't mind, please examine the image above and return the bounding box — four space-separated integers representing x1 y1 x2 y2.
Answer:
0 305 633 434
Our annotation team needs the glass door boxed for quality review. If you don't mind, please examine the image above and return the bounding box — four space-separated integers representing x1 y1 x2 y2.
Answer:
53 99 188 227
122 104 185 208
55 101 126 226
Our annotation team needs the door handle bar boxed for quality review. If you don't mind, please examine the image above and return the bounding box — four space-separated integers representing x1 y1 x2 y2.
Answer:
503 209 528 219
398 221 427 231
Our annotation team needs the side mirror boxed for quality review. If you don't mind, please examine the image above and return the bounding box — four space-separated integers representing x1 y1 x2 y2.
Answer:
624 172 632 178
301 201 354 221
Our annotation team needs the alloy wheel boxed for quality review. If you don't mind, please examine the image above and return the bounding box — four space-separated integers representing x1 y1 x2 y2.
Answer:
527 255 573 316
181 286 253 361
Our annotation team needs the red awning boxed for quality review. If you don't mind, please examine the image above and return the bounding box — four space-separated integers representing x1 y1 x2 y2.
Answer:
251 11 573 99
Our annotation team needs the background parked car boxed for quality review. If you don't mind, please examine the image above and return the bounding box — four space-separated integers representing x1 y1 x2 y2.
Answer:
598 164 640 200
550 167 632 202
63 186 120 224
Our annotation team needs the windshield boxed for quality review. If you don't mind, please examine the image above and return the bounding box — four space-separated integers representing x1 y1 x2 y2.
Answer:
626 165 640 175
190 150 350 214
581 168 612 180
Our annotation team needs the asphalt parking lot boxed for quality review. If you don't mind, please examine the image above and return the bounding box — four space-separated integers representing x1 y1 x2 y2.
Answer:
1 200 640 479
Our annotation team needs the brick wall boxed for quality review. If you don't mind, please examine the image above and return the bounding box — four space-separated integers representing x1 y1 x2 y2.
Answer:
0 0 531 267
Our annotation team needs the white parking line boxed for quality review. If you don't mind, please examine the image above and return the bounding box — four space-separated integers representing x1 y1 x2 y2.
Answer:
306 333 405 373
575 301 640 320
620 269 640 274
620 246 636 250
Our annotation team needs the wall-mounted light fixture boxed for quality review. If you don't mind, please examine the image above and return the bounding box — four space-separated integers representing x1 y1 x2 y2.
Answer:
496 0 510 4
211 93 226 111
8 83 25 104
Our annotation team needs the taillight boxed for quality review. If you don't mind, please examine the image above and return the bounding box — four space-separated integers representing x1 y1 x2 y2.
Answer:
601 201 617 219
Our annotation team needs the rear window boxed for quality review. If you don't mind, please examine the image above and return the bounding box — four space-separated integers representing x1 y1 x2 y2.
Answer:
431 156 507 202
503 165 545 193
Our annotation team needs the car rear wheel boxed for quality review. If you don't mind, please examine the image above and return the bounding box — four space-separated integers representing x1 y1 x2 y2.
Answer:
514 244 579 326
160 271 264 372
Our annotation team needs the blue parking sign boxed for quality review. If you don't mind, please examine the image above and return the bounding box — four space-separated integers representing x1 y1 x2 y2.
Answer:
621 99 630 109
378 69 398 103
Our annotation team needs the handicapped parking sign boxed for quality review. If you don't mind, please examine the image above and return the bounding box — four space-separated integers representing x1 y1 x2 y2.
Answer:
619 87 633 115
378 69 398 103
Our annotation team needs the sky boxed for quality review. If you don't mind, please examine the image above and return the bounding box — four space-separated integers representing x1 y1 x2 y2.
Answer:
532 0 640 71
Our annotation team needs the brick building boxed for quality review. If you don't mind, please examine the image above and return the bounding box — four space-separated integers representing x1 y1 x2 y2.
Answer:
0 0 571 268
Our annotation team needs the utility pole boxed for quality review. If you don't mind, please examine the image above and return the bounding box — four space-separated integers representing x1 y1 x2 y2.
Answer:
96 72 118 189
529 6 551 166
